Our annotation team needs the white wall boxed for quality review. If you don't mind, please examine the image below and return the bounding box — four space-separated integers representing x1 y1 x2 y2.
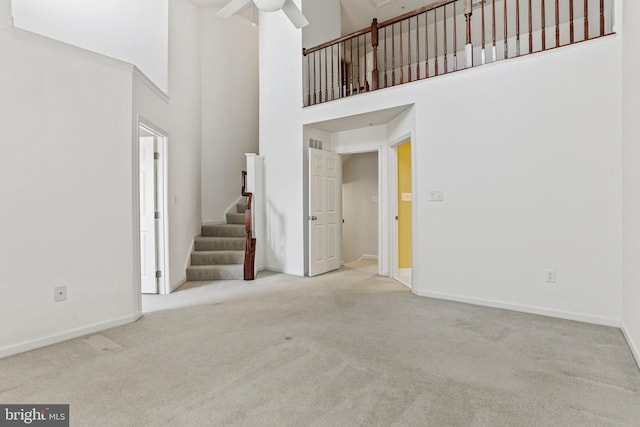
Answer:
622 0 640 365
260 3 305 274
201 8 259 224
302 0 340 48
12 0 169 91
342 152 379 262
0 28 140 357
261 4 624 325
166 0 202 289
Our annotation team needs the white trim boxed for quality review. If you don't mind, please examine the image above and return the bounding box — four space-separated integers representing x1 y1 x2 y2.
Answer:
176 232 200 292
622 325 640 371
133 67 169 103
412 289 622 328
359 254 379 261
0 312 142 360
225 196 245 215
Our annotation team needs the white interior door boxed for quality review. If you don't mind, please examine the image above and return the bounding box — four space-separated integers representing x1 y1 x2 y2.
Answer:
308 148 341 276
140 136 158 294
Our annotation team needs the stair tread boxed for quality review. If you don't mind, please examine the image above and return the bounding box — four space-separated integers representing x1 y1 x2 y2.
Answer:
187 264 242 270
195 236 245 241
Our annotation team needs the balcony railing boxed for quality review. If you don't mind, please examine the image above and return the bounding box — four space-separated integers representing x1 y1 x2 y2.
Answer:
302 0 614 107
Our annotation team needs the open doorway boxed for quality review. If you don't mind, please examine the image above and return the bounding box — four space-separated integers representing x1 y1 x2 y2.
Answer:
393 140 412 288
341 152 379 269
138 121 168 294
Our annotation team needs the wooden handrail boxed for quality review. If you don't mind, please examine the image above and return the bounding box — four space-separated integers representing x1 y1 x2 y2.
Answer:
241 171 256 281
302 0 615 107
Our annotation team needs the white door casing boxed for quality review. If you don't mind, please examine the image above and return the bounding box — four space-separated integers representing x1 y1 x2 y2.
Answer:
139 136 158 294
308 148 341 276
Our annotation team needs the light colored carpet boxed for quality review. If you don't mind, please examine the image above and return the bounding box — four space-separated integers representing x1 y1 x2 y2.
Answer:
1 261 639 426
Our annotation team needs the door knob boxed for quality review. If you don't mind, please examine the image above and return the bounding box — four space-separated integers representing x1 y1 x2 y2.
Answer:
307 216 318 221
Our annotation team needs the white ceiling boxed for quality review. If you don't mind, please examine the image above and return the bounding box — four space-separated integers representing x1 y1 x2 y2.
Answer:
189 0 436 34
306 105 411 133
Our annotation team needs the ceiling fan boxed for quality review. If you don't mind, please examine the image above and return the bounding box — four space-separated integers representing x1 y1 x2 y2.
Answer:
217 0 309 28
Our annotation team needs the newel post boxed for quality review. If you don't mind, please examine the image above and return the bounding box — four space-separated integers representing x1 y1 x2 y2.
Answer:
370 18 379 91
464 0 473 68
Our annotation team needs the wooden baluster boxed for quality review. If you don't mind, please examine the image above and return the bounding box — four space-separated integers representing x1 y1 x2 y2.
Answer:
584 0 589 39
491 0 497 61
313 51 317 105
384 26 389 87
365 34 369 91
408 17 412 81
342 41 347 97
444 4 448 72
302 49 311 106
528 0 533 53
453 1 457 71
392 23 396 85
371 19 379 91
425 12 429 78
399 21 404 84
331 45 335 100
357 35 361 93
482 0 486 64
503 0 508 59
516 0 520 56
324 47 328 102
541 0 546 50
465 0 473 68
569 0 574 43
318 51 323 103
435 9 439 75
416 16 421 79
600 0 604 36
350 38 354 95
555 0 560 47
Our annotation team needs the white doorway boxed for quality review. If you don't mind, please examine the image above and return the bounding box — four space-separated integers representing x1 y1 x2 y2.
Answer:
341 152 379 264
308 147 342 276
138 121 168 294
390 138 412 288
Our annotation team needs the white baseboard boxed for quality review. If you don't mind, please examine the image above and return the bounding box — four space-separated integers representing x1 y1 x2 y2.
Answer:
359 254 379 261
412 289 621 328
621 325 640 371
0 312 142 360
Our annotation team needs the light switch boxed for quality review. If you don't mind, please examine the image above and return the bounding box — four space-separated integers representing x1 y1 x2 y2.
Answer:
429 191 444 202
401 193 412 202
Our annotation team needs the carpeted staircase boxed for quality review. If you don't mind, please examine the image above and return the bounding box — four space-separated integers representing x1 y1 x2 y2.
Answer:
186 202 247 281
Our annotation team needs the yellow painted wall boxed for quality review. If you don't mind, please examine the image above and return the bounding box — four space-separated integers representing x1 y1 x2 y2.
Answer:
398 141 412 269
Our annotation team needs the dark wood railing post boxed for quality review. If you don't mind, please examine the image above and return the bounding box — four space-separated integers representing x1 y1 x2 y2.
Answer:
464 0 473 68
241 171 256 281
371 19 379 91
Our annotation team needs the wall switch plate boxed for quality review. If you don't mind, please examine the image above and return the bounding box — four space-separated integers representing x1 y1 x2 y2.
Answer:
401 193 412 202
372 195 378 202
545 269 556 283
54 286 67 302
429 191 444 202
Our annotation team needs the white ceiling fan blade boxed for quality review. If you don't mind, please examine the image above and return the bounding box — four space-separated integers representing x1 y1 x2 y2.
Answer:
216 0 253 18
281 0 309 28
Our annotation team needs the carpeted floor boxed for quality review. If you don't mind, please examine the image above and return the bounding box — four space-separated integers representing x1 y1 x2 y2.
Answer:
1 261 639 426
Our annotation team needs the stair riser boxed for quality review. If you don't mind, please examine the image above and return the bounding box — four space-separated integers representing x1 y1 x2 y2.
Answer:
226 213 246 225
191 252 244 265
186 266 243 281
201 225 246 238
236 203 248 213
195 239 245 251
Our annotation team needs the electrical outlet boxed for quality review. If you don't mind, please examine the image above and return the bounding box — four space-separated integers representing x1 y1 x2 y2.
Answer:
54 286 67 302
545 269 556 283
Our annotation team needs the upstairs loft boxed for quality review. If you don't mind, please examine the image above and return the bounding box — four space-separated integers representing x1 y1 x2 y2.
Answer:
302 0 615 107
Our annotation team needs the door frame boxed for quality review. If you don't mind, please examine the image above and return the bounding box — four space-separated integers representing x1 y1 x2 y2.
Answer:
389 134 413 289
137 117 170 295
